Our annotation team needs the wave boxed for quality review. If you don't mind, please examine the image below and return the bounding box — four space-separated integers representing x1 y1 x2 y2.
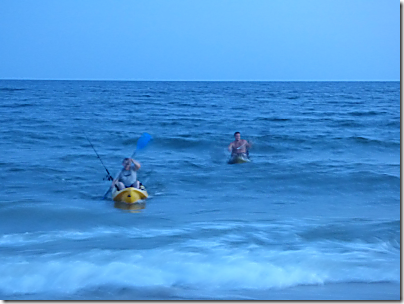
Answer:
0 241 398 298
297 220 400 245
254 117 291 122
348 136 399 148
348 170 400 186
0 219 399 298
0 87 26 92
334 93 365 100
385 120 400 128
329 119 363 128
347 110 380 117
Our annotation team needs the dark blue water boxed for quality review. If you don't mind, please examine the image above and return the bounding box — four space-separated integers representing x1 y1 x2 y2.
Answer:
0 80 400 300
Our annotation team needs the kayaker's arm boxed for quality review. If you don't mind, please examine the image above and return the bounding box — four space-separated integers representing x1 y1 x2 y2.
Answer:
131 158 141 170
111 177 118 188
228 142 234 152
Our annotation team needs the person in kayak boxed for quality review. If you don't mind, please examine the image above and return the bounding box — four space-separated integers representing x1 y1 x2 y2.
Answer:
112 158 143 190
228 132 252 158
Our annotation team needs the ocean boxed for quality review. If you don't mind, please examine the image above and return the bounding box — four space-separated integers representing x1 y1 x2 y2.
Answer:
0 80 400 300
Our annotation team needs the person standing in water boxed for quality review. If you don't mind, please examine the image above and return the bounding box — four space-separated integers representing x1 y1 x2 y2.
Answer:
112 158 143 190
228 132 252 158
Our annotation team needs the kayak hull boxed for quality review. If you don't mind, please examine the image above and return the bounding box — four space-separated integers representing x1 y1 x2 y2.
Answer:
228 154 251 164
114 201 146 212
112 187 148 204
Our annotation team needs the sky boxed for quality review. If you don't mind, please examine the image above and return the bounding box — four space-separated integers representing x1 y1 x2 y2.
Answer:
0 0 400 81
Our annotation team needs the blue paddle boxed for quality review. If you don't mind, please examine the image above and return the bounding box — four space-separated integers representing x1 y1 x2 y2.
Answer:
102 132 153 200
132 132 152 155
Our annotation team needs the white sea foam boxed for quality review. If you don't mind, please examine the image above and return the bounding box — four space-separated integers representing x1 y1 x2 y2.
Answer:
0 237 399 296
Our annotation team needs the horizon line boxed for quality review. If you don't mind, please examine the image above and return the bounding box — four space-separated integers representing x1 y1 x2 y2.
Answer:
0 78 399 82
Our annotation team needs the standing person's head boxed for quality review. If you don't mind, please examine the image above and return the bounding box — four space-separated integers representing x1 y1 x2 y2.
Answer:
234 132 241 141
122 158 131 170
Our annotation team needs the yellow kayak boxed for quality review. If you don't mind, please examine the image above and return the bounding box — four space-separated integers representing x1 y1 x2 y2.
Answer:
114 201 146 213
228 154 251 164
112 187 148 204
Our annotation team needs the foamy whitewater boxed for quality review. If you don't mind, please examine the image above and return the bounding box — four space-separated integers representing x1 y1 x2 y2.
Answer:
0 80 400 300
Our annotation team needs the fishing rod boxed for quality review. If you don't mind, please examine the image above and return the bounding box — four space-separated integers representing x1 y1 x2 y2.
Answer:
83 132 114 181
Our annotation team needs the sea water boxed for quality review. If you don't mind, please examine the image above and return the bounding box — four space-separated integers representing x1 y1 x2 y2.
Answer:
0 80 400 300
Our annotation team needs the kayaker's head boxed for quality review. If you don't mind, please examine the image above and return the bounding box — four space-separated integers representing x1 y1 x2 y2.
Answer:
234 132 241 141
122 158 131 170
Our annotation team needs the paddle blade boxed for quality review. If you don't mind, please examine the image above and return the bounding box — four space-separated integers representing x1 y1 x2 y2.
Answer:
136 132 152 152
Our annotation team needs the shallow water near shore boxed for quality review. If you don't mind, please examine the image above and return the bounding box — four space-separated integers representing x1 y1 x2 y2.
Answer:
0 80 400 300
